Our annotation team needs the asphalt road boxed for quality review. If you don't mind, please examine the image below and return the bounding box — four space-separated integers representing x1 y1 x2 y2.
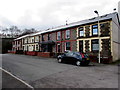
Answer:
2 54 76 86
2 54 119 88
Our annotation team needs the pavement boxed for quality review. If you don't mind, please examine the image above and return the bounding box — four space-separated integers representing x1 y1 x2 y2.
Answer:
1 54 119 89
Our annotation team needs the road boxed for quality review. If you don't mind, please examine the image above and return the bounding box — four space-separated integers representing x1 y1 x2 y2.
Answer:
2 54 119 88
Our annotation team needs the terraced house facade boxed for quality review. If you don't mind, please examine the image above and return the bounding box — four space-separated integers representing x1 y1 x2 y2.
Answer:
12 12 120 63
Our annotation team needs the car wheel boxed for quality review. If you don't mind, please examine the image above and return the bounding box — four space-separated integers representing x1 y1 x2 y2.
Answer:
58 58 62 63
76 61 81 66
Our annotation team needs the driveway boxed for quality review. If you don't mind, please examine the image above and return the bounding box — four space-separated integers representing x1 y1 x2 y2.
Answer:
2 54 119 88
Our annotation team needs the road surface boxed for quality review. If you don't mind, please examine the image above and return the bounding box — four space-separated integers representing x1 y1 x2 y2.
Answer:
2 54 119 89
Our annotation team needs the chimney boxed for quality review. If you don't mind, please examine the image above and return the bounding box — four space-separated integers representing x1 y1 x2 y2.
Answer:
66 20 68 25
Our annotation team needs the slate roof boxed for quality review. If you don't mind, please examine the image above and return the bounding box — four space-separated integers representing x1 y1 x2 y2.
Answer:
14 12 118 41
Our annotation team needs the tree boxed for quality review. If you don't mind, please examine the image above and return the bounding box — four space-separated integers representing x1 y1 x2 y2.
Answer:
19 28 37 36
9 26 21 37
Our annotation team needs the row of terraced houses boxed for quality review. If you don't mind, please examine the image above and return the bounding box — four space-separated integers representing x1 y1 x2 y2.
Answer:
11 12 120 63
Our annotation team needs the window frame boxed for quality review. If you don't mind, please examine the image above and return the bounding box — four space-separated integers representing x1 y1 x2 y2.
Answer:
42 35 44 41
35 36 39 42
92 24 98 36
57 31 61 40
65 42 71 51
35 44 39 51
91 39 99 52
79 27 84 37
48 34 51 40
65 30 70 39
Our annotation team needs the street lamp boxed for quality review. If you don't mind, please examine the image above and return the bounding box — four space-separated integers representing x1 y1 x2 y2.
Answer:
94 10 101 63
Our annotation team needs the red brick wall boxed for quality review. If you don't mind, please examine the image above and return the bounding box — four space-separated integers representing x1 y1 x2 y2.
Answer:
25 51 37 56
37 52 51 58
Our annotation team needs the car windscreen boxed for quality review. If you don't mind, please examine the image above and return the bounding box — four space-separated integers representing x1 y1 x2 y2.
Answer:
65 52 74 56
73 52 82 59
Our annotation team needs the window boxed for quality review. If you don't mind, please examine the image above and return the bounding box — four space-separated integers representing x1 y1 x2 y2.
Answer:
91 39 99 51
57 44 61 52
65 42 71 51
57 32 61 40
48 34 51 40
92 24 98 35
66 30 70 39
24 38 28 44
79 27 84 37
36 45 39 51
30 37 34 43
79 41 83 52
32 38 34 43
35 36 39 42
42 35 44 41
65 52 74 56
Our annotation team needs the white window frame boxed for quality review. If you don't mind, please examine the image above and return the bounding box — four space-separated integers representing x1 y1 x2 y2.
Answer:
57 32 61 40
66 30 70 39
35 36 39 42
79 27 84 37
65 42 71 51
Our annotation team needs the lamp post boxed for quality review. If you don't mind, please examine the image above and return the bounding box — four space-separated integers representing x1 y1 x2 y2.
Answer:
94 10 101 63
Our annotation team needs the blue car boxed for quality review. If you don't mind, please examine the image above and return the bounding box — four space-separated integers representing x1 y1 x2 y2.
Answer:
57 51 90 66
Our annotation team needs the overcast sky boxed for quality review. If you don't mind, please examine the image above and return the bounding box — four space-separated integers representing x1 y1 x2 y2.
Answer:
0 0 119 31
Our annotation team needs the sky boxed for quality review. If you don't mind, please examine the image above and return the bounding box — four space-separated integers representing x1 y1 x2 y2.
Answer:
0 0 119 31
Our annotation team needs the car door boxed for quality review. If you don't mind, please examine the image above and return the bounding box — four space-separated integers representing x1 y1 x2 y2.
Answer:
65 52 74 62
62 53 67 62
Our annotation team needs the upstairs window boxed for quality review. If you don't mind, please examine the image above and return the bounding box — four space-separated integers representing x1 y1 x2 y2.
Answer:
66 30 70 39
57 32 61 40
24 38 28 43
31 38 34 43
48 34 51 40
42 35 44 41
79 27 84 37
92 24 98 35
35 36 39 42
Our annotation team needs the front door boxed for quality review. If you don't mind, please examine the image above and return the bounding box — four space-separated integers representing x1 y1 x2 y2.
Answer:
79 41 83 53
48 44 52 52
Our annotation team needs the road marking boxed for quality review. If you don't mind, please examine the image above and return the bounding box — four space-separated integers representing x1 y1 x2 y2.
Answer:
0 67 34 90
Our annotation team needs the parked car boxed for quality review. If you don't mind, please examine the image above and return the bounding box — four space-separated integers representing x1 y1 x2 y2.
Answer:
57 51 90 66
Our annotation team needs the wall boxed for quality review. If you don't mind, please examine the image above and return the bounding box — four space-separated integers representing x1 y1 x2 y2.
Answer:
118 1 120 20
1 38 14 53
118 1 120 61
111 13 120 61
0 38 2 53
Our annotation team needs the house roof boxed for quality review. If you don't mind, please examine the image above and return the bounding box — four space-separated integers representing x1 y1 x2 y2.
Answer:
14 12 118 41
